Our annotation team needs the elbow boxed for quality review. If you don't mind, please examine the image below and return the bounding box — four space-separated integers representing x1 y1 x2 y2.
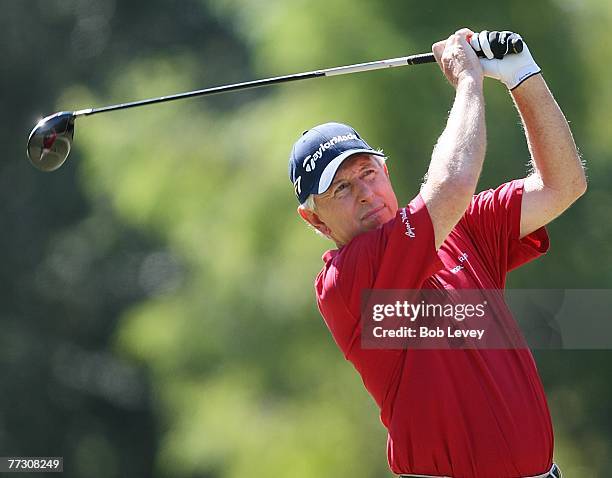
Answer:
574 181 587 202
553 155 587 202
576 173 588 198
556 174 587 210
574 152 588 197
558 170 587 209
570 166 588 201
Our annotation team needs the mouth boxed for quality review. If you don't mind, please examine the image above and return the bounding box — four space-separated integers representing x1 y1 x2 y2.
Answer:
361 205 386 221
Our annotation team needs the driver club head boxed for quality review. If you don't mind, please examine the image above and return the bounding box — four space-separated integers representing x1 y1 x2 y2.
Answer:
27 111 75 172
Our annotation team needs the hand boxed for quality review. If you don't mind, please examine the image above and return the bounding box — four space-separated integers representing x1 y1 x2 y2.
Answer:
432 28 484 88
470 30 541 90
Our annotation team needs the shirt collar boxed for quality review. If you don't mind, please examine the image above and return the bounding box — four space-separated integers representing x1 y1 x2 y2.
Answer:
322 249 338 263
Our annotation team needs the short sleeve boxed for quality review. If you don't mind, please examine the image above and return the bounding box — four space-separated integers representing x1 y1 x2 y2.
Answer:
459 179 550 281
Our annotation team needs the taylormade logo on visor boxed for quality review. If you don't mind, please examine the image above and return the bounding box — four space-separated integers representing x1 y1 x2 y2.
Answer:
302 133 358 172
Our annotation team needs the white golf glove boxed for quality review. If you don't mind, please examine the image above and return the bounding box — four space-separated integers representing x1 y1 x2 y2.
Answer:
470 30 541 90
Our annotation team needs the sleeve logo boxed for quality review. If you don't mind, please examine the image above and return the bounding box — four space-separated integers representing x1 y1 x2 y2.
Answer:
400 208 416 238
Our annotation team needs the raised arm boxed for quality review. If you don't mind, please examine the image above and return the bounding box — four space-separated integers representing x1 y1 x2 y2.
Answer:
512 75 587 238
424 29 487 249
471 30 587 238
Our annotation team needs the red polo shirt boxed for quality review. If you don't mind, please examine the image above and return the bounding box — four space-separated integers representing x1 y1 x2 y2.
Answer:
315 180 553 478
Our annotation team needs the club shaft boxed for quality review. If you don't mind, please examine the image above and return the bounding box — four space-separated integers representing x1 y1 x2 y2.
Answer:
73 53 435 117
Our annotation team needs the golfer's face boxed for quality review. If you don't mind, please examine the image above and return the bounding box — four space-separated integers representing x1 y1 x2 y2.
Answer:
315 154 398 246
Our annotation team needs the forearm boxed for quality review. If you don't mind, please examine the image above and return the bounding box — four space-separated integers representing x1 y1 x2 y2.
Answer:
422 77 486 247
511 74 586 195
429 78 486 191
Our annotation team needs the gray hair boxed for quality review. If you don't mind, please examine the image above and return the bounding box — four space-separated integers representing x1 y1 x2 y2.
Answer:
302 194 318 212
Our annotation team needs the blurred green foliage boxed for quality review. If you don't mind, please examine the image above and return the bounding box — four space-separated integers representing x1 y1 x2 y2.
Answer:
2 0 611 476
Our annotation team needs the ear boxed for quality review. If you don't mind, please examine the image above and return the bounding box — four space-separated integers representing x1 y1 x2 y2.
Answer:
383 163 389 176
297 205 332 237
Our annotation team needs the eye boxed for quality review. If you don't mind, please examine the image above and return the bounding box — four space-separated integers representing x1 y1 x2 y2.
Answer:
362 168 376 178
333 182 349 197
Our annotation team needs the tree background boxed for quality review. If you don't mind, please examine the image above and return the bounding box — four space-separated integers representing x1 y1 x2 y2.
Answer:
1 0 611 476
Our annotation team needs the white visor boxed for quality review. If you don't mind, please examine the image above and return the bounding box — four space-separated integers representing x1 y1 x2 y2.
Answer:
317 149 386 195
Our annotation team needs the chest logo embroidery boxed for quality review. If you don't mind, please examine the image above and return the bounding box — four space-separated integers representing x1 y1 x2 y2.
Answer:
450 252 469 274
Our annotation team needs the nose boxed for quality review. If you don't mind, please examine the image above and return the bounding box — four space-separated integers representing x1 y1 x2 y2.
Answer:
355 178 375 204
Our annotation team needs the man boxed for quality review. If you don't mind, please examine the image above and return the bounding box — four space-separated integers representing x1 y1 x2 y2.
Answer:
288 28 586 478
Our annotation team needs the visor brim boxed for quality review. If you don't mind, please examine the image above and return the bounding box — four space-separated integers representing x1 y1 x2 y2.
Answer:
316 149 387 196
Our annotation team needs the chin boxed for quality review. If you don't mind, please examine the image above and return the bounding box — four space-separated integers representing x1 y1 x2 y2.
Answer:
361 218 387 233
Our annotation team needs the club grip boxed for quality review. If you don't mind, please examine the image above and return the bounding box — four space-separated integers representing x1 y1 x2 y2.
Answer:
406 53 437 65
477 37 523 58
509 37 524 54
468 32 524 59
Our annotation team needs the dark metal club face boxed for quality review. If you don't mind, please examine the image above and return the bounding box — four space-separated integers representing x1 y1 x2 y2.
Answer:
27 112 75 172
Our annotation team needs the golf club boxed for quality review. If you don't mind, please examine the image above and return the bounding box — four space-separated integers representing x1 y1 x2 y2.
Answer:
26 38 522 172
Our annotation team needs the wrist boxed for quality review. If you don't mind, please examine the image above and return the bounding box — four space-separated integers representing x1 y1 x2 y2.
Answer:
456 75 483 92
507 68 542 91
